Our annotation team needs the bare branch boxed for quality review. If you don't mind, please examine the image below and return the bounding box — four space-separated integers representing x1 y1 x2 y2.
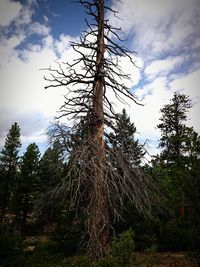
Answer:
42 0 162 260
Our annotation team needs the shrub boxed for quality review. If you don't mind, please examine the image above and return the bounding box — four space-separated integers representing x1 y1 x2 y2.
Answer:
112 229 135 266
68 255 92 267
22 240 67 267
96 257 119 267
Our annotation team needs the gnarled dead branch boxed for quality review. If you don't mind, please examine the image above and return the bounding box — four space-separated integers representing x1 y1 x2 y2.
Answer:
43 0 162 260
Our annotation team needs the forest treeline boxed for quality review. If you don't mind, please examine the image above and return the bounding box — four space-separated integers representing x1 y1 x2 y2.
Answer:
0 93 200 266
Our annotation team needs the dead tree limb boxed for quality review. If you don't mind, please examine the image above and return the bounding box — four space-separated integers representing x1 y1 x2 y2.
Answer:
43 0 162 260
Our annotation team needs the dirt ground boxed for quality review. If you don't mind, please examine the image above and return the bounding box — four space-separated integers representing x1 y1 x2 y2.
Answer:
135 252 197 267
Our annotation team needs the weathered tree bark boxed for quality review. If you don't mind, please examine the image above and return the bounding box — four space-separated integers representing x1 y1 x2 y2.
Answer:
88 0 110 258
44 0 163 261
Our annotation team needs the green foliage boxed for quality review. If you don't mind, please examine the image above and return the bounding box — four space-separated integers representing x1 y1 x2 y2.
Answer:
157 93 191 163
0 122 21 171
6 239 70 267
12 143 40 233
0 122 21 225
55 210 83 257
10 238 90 267
112 229 135 266
95 230 137 266
139 244 158 267
156 93 200 194
144 243 158 254
150 93 200 252
39 140 64 191
36 141 65 230
96 257 119 267
23 241 65 267
109 109 145 166
68 255 92 267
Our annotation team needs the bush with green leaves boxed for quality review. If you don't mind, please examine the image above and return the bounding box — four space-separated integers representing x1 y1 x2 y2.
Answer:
112 229 135 266
68 255 92 267
96 257 119 267
22 241 65 267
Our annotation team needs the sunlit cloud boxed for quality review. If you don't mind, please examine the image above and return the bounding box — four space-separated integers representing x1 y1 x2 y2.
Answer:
0 0 22 27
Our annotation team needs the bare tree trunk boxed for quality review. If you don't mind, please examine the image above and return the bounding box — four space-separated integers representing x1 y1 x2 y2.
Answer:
87 0 110 259
44 0 163 260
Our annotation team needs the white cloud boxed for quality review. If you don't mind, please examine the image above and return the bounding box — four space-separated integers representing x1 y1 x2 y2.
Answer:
145 56 183 80
110 0 200 57
0 0 37 28
0 0 22 27
118 55 143 87
191 38 200 50
0 0 50 66
0 108 49 139
29 22 50 36
0 30 81 149
14 0 36 26
0 46 64 117
54 34 77 55
131 77 172 139
0 35 25 66
0 48 65 151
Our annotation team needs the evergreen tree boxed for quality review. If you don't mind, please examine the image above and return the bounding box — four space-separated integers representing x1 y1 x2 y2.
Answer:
183 127 200 214
109 109 145 166
39 141 64 191
37 141 65 227
12 143 40 233
152 94 200 251
157 93 191 164
155 93 200 211
0 122 21 227
184 127 200 164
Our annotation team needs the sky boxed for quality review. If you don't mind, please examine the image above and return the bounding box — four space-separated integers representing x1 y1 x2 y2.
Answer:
0 0 200 158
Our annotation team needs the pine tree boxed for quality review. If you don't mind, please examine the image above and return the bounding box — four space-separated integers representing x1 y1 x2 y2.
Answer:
157 93 191 164
39 141 64 191
156 93 200 211
12 143 40 233
183 127 200 214
37 141 65 228
184 127 200 164
109 109 145 166
0 122 21 227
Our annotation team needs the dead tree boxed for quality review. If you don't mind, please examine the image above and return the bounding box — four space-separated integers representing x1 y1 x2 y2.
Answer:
43 0 162 260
